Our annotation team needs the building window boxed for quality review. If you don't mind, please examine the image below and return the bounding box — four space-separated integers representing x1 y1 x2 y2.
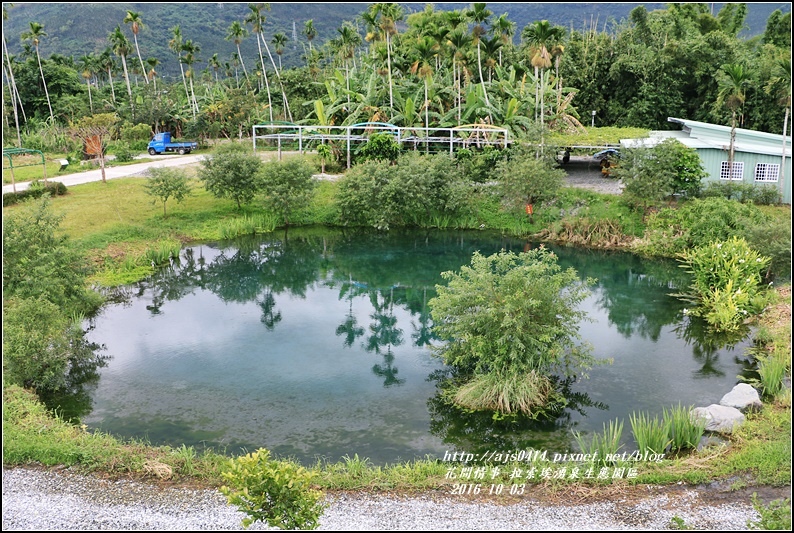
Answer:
754 163 780 182
720 161 744 180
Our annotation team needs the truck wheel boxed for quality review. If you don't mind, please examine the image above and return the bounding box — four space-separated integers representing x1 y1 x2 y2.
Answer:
148 148 157 156
178 148 186 155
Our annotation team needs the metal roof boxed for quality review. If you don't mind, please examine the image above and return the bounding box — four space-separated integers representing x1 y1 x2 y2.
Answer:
666 117 791 157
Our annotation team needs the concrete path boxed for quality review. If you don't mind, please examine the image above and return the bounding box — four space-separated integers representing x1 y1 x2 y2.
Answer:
3 153 207 195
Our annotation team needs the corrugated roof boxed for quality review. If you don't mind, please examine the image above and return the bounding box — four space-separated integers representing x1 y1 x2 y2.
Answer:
667 117 791 157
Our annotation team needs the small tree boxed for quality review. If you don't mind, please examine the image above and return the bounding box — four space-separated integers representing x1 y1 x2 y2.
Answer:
356 132 401 164
429 248 600 416
200 143 263 209
69 113 119 184
496 150 565 220
260 158 316 226
616 139 706 210
144 167 192 218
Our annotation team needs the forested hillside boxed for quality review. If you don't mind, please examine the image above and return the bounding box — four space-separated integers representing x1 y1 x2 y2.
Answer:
2 2 791 145
3 2 789 77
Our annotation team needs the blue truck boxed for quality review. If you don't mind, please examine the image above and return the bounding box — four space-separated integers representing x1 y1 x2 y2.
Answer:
147 132 198 155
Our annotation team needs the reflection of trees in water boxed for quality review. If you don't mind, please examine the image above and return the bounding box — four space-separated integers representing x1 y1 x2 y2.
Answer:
365 287 406 387
38 333 110 423
426 370 608 456
674 316 750 379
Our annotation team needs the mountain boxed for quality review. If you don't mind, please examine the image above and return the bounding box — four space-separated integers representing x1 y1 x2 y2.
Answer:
3 2 790 78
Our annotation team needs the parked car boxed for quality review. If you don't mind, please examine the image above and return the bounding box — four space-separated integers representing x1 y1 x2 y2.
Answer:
592 148 620 161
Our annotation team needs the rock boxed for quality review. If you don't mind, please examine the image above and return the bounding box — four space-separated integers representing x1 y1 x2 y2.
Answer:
719 383 762 412
691 404 745 434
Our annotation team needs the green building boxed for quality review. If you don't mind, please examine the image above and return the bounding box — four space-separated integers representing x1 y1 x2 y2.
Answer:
621 117 792 204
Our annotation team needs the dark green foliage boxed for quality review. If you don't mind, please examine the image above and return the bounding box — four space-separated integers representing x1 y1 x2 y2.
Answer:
616 139 706 210
110 142 135 163
200 143 263 209
428 248 598 415
454 146 509 183
3 182 67 206
700 181 783 205
2 197 102 314
144 167 193 218
740 216 791 281
3 297 105 393
638 197 769 257
337 152 471 230
496 150 565 213
260 158 317 226
354 133 401 164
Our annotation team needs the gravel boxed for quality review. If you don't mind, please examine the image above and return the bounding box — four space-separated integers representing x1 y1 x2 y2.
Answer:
2 466 763 530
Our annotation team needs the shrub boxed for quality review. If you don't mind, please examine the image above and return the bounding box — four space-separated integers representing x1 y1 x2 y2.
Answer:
428 247 601 415
3 197 102 314
677 236 772 332
200 143 263 209
220 448 326 530
616 139 706 210
110 142 135 163
2 182 67 206
454 145 509 183
260 158 316 226
355 132 401 164
337 152 470 230
496 151 565 216
3 296 105 393
700 181 782 205
638 197 768 257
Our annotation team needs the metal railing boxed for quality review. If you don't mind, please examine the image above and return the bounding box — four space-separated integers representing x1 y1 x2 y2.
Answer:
252 122 511 168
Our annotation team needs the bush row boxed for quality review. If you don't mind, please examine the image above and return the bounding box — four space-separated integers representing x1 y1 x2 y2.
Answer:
3 181 68 206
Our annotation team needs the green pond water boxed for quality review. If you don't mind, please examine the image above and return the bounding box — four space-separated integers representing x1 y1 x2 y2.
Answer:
77 227 754 466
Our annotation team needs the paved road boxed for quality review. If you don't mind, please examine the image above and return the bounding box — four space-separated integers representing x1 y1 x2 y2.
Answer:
3 153 207 195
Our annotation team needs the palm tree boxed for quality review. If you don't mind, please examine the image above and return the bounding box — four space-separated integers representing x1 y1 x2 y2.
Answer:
491 13 515 67
766 57 791 196
181 39 201 117
466 3 493 110
109 25 133 105
446 27 471 125
244 4 273 121
208 53 221 83
370 3 404 113
247 3 292 122
271 32 287 71
336 23 361 109
78 54 95 113
20 21 54 120
523 20 564 129
3 6 22 146
303 19 317 52
226 21 249 81
123 10 147 84
412 36 437 133
169 25 190 103
98 48 116 104
717 63 751 181
146 56 159 93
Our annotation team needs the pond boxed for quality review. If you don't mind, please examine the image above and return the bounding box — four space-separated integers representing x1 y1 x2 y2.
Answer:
75 227 754 466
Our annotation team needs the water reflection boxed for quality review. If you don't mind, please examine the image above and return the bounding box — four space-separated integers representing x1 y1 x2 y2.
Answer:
72 228 754 465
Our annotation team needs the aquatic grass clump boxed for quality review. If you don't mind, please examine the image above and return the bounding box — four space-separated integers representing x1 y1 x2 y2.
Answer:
452 370 553 416
573 418 624 467
144 240 181 266
630 411 672 455
663 403 706 452
217 213 279 239
755 347 790 398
